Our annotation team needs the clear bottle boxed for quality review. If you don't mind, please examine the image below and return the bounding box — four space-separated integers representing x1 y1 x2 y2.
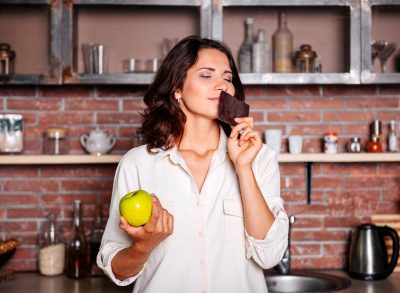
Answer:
38 213 65 276
66 200 87 278
272 11 293 73
90 203 105 276
238 18 254 73
252 29 269 73
388 120 398 152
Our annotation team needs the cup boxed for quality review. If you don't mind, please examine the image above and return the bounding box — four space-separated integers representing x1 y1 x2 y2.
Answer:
122 58 142 73
265 129 282 154
288 135 303 154
82 43 107 74
145 58 162 73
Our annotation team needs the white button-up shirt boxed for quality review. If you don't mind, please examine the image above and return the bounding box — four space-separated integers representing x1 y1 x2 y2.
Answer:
98 127 288 293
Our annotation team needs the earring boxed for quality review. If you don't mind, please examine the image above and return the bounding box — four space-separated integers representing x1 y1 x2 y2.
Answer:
175 94 181 102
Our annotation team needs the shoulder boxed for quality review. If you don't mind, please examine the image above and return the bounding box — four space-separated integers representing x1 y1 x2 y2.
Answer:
118 145 156 168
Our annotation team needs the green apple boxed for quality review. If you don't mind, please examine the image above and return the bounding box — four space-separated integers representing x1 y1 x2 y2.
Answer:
119 190 153 227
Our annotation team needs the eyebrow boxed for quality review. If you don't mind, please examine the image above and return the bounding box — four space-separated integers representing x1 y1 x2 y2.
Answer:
198 67 232 74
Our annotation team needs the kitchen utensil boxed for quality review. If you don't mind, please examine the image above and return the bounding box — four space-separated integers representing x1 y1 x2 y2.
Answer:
80 127 116 155
371 41 397 73
371 214 400 272
348 223 399 280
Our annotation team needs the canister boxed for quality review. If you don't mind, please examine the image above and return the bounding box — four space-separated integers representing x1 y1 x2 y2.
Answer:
43 128 69 155
324 132 338 154
0 114 23 153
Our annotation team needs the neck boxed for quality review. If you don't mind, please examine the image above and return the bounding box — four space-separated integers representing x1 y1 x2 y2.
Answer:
178 118 220 155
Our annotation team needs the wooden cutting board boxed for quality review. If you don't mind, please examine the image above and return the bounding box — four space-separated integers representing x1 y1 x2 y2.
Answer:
371 214 400 272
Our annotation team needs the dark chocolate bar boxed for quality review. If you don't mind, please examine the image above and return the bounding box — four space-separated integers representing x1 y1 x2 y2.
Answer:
218 91 250 126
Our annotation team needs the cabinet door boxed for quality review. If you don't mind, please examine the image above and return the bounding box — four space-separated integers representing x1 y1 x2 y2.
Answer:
213 0 361 85
361 0 400 84
0 0 62 84
62 0 211 85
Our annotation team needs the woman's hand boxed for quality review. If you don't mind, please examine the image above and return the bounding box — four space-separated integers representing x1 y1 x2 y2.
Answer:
227 117 263 169
119 195 174 255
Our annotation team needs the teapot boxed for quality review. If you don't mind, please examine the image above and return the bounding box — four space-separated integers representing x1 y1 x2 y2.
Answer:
348 223 399 280
80 127 116 155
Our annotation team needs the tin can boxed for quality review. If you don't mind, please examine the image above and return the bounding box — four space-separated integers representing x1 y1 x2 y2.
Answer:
324 132 338 154
0 114 24 153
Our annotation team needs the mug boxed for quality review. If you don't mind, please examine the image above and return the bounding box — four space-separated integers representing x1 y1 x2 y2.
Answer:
265 129 282 154
288 135 303 154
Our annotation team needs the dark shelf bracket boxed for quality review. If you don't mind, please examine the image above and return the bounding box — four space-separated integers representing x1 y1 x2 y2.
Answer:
305 162 313 204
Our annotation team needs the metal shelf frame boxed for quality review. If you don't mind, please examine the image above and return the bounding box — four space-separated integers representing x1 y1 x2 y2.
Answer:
360 0 400 84
0 0 63 85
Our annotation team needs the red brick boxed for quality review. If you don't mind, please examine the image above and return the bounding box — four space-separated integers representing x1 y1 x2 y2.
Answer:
323 85 377 96
0 99 3 108
346 176 399 189
291 256 345 270
96 85 147 97
42 193 98 206
283 177 306 189
0 208 4 218
324 217 364 228
290 98 344 109
123 99 146 111
313 177 344 189
0 167 39 177
249 111 264 122
247 98 287 110
280 164 305 176
347 97 399 108
7 208 55 219
379 85 400 95
376 201 400 214
40 166 98 178
7 233 38 245
39 86 93 98
0 194 39 206
97 112 141 124
343 124 370 137
65 98 119 111
2 222 37 232
292 243 321 256
61 179 113 191
119 126 140 137
377 110 400 121
322 163 378 176
14 246 37 259
378 163 400 174
323 111 374 122
3 180 59 192
0 86 36 97
7 99 61 111
269 111 320 122
39 112 94 125
381 189 400 201
292 229 347 242
291 216 324 229
288 204 327 216
244 85 267 97
268 85 320 96
5 259 37 271
97 166 118 177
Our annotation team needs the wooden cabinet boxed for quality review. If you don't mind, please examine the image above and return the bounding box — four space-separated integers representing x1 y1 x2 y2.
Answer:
0 0 399 85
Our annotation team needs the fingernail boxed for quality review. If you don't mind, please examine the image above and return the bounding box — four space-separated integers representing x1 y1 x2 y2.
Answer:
152 195 158 202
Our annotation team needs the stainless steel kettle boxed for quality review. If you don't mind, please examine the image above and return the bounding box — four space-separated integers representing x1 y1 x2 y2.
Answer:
348 223 399 280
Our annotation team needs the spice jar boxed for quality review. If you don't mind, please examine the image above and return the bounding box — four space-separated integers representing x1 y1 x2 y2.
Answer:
0 43 15 74
324 132 338 154
43 128 69 155
347 137 362 153
295 44 317 73
38 213 65 276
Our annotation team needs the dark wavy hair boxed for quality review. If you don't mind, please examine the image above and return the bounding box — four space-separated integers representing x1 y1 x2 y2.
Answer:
138 35 244 152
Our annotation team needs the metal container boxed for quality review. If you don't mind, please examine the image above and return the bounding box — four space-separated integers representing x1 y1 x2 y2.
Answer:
347 137 361 153
0 114 23 153
295 44 317 73
0 43 15 74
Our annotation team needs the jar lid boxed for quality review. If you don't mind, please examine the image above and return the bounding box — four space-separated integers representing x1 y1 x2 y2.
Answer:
45 128 67 138
295 44 317 59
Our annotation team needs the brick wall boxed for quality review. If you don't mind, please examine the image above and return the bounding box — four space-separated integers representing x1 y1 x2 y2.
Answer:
1 84 399 271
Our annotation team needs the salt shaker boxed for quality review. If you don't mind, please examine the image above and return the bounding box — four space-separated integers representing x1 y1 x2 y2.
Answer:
347 137 362 153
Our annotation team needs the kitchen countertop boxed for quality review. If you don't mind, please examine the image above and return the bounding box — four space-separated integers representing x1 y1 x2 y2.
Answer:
1 270 400 292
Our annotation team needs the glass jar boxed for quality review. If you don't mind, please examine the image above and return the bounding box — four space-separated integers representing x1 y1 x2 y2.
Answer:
43 128 68 155
347 137 362 153
38 213 65 276
295 44 317 73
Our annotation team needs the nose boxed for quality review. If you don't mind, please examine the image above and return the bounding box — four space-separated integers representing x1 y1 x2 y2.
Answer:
215 78 228 92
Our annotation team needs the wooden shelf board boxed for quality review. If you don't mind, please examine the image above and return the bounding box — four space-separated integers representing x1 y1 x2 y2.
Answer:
1 153 399 165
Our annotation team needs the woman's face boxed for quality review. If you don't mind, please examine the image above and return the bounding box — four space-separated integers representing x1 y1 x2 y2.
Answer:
175 48 236 122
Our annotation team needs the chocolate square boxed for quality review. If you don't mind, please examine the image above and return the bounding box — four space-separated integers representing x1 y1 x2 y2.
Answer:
218 91 250 126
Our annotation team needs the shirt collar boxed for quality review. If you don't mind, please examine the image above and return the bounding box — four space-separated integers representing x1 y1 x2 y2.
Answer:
153 125 228 164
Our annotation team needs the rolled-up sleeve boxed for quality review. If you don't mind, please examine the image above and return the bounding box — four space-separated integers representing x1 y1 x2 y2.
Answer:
96 154 144 286
244 146 289 269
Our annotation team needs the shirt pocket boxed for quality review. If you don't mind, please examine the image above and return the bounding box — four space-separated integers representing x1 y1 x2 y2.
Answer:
223 198 245 244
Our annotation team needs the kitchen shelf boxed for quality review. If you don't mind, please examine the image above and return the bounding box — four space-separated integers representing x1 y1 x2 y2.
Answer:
1 153 399 165
64 73 155 85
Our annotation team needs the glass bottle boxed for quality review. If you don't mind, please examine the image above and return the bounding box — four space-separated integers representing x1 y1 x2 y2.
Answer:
370 120 382 143
66 200 87 278
38 213 65 276
367 135 382 153
238 18 254 73
388 120 398 152
252 29 269 73
272 11 293 73
90 203 105 276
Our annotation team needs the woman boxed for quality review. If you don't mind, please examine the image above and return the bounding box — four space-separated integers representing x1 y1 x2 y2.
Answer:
97 35 288 293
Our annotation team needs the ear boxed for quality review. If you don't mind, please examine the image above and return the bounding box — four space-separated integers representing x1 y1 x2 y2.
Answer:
174 90 182 100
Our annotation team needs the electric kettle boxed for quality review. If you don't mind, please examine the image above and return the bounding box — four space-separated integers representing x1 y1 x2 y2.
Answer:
348 223 399 280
